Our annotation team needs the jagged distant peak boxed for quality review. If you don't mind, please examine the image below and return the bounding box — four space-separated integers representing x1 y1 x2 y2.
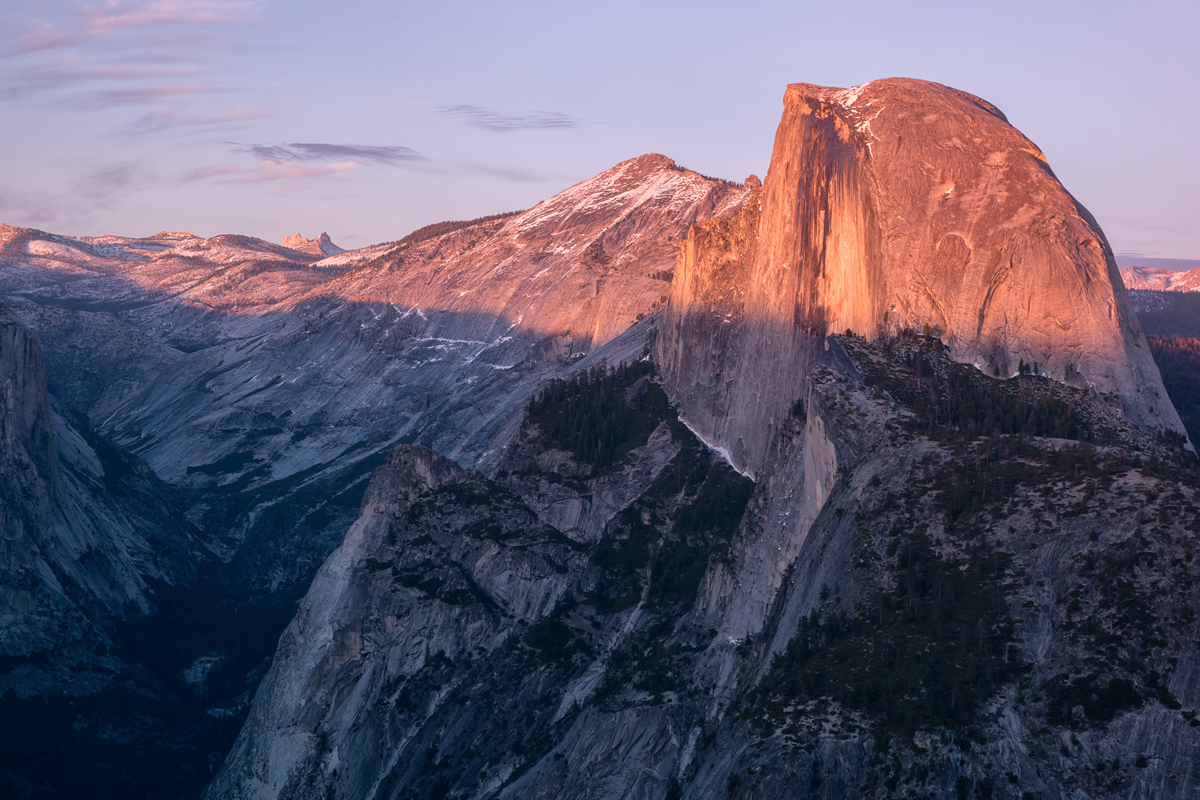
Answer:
282 231 344 257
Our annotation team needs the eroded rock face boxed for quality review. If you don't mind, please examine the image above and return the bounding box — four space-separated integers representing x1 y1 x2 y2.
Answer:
204 406 739 800
658 79 1184 477
282 232 343 257
0 308 208 696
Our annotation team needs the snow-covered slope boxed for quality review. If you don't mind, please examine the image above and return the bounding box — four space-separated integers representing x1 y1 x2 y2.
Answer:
1121 264 1200 293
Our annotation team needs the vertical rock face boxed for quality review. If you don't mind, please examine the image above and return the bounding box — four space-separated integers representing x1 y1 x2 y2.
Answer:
657 79 1184 476
0 308 209 696
0 311 56 464
0 309 74 676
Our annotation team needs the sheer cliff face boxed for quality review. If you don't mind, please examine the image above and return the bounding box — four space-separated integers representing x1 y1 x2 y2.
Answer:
658 79 1183 476
0 310 208 696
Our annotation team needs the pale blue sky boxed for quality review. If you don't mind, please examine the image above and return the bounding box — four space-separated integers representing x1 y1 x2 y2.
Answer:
1 0 1196 257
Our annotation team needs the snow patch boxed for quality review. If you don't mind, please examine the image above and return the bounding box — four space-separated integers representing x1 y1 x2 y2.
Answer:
678 415 753 480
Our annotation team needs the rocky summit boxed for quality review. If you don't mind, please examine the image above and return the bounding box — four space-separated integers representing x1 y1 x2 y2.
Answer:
657 79 1183 479
3 81 1200 800
282 232 345 257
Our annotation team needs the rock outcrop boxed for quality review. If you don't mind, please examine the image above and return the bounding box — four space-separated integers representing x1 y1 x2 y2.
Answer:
204 379 747 800
282 231 344 257
657 79 1184 477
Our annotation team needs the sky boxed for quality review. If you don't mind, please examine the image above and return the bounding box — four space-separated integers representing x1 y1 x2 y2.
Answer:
0 0 1196 259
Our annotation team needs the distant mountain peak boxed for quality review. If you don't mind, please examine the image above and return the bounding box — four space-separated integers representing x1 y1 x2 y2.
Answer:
1121 263 1200 293
282 231 343 257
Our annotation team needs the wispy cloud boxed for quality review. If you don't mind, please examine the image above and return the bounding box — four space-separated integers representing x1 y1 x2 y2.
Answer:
83 0 257 33
182 159 359 184
72 161 148 204
185 140 423 186
448 161 563 182
127 103 274 134
239 161 358 183
230 142 425 165
0 159 154 230
180 139 560 188
438 104 581 132
3 1 258 59
0 2 266 136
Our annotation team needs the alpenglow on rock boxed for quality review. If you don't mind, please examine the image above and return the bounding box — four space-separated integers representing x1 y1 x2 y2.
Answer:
657 78 1185 476
281 231 344 257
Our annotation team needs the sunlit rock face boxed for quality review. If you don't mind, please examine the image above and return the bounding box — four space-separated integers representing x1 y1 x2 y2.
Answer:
657 78 1184 477
282 232 344 257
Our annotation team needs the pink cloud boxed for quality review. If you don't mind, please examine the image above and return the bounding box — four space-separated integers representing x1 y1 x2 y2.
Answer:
3 2 258 59
231 161 360 183
128 103 276 134
99 82 212 103
83 1 259 34
181 163 240 181
184 160 361 184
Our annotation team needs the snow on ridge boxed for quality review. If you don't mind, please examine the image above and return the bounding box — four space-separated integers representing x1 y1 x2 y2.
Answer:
505 158 724 236
677 414 753 480
313 243 393 268
821 81 874 110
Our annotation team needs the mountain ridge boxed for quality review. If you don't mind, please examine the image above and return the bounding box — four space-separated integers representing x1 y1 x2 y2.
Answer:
1122 264 1200 293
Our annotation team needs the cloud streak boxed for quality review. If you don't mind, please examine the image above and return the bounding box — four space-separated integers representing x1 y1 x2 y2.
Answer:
180 139 561 189
438 104 581 132
127 103 275 135
231 142 425 165
189 139 426 186
2 1 258 59
183 159 360 185
0 159 155 230
0 2 266 137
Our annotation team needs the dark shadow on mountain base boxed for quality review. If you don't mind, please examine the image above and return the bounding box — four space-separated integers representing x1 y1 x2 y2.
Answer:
0 298 663 799
1147 337 1200 446
0 567 306 800
0 683 244 800
1132 291 1200 339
